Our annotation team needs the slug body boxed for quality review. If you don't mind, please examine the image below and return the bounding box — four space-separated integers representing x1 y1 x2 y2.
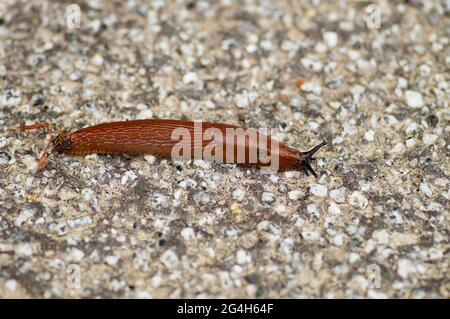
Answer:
14 119 326 176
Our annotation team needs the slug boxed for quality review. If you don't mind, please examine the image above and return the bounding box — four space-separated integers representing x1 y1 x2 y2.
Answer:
11 119 326 176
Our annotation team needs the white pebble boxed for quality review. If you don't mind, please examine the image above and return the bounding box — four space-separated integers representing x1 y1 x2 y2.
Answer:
236 249 251 265
397 259 416 279
261 192 275 203
233 188 246 202
105 255 119 266
328 202 341 215
15 208 34 226
5 279 17 292
274 203 287 215
181 227 195 241
419 182 433 198
235 91 249 108
121 170 137 185
288 190 303 201
307 203 320 219
405 90 423 108
301 82 322 95
329 187 347 203
16 243 33 256
332 234 344 246
372 229 390 245
309 184 328 197
67 248 85 262
364 130 375 142
323 31 338 48
160 250 179 268
301 231 321 241
422 133 438 145
182 72 198 85
348 191 368 209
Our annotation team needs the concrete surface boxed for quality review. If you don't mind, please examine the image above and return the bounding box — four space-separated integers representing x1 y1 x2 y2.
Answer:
0 0 448 298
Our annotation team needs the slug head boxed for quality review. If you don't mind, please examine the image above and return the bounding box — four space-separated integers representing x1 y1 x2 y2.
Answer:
299 141 327 178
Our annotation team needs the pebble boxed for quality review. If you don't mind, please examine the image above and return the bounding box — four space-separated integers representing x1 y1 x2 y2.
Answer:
5 279 17 292
160 250 179 268
288 190 303 201
348 191 368 209
419 182 433 198
364 130 375 142
307 204 320 219
67 248 85 262
105 255 120 266
397 259 416 279
301 82 322 95
232 188 246 202
328 202 341 215
183 72 199 85
323 31 338 48
236 249 252 265
329 188 347 203
422 133 438 145
405 90 424 108
309 184 328 197
181 227 195 241
121 170 138 185
261 192 275 203
301 231 321 241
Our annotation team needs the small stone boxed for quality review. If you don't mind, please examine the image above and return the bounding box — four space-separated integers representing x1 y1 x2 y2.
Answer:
328 202 341 215
261 192 275 203
306 204 320 219
67 248 85 262
121 170 137 185
323 31 338 48
330 187 347 203
332 234 344 246
391 143 405 154
5 279 17 292
301 231 321 241
301 82 322 95
348 253 360 264
105 255 119 266
343 122 358 135
372 229 390 245
15 208 34 226
16 243 33 256
233 188 246 202
160 250 179 268
419 182 433 198
348 191 368 209
274 203 287 216
405 90 423 108
183 72 198 85
309 184 328 197
236 249 251 265
397 259 416 279
235 91 249 108
422 133 438 145
364 130 375 142
181 227 195 241
288 190 303 201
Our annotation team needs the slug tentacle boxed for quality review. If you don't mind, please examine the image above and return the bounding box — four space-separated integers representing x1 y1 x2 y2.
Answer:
299 141 327 178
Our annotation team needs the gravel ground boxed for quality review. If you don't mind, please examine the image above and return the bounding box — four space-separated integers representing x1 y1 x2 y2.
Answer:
0 0 448 298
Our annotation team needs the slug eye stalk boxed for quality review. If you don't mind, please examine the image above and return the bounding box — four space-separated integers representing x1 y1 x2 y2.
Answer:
9 122 58 172
299 141 327 178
